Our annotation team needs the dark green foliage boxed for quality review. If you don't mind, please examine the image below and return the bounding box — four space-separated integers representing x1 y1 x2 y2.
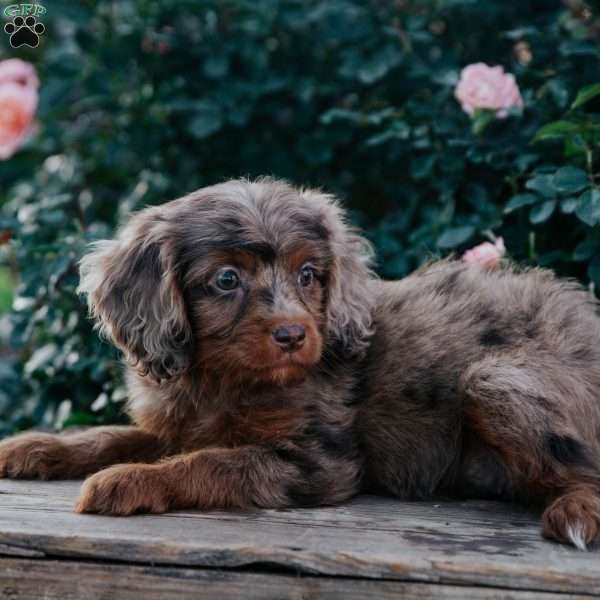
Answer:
0 0 599 431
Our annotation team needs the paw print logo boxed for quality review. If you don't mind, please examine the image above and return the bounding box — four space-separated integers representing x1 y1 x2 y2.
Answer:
4 16 45 48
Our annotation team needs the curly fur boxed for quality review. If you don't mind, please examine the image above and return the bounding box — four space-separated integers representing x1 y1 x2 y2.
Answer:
1 178 600 550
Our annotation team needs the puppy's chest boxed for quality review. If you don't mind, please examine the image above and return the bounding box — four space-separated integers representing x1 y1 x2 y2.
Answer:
180 404 308 451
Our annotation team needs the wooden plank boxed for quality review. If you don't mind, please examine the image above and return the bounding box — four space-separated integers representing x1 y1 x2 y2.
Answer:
0 480 598 595
0 558 594 600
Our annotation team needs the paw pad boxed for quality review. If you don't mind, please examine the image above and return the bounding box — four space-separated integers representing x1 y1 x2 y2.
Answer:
4 16 45 48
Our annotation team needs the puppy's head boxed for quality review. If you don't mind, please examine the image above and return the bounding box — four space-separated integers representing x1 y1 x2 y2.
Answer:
79 179 374 385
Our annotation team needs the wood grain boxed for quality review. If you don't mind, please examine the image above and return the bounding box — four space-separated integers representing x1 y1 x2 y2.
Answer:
0 480 598 596
0 558 594 600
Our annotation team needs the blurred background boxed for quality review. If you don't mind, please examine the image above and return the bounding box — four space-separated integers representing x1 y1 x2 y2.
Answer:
0 0 599 434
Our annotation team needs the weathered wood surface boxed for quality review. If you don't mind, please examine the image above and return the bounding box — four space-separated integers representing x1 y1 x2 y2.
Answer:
0 558 594 600
0 480 597 598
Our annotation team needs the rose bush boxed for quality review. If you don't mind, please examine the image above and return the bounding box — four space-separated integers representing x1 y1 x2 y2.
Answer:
0 0 599 432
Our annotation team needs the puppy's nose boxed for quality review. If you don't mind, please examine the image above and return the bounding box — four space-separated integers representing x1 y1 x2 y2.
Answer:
272 324 306 351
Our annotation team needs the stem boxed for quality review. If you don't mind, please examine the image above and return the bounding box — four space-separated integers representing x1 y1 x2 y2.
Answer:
586 148 595 188
529 231 536 262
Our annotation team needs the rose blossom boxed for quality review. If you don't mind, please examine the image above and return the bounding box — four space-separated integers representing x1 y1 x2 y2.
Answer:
455 63 523 118
0 58 39 89
0 59 38 159
463 237 506 271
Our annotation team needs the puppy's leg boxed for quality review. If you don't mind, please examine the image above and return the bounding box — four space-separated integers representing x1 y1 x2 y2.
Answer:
0 427 165 479
462 355 600 549
542 484 600 550
75 445 359 515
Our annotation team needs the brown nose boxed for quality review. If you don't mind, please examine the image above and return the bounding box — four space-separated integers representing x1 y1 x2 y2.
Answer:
272 324 306 351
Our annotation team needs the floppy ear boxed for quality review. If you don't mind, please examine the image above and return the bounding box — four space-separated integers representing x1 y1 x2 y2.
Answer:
78 210 192 381
306 191 376 358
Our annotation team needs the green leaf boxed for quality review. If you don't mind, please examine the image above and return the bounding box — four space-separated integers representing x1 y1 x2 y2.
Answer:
534 120 582 142
560 40 600 59
62 411 98 428
571 83 600 109
204 55 229 79
515 153 540 173
525 175 555 197
552 166 589 193
320 109 363 125
339 44 403 85
529 200 556 224
411 155 435 179
381 255 410 277
547 78 569 109
573 239 597 261
560 197 582 214
365 122 410 146
537 250 569 267
575 189 600 226
471 110 495 135
504 193 538 213
0 267 14 313
189 103 223 139
437 225 475 249
357 45 403 85
565 135 590 161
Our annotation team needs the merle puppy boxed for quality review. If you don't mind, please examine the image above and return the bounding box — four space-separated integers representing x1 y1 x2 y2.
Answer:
0 179 599 550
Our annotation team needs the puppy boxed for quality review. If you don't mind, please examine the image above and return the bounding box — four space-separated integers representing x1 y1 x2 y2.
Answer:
1 178 599 551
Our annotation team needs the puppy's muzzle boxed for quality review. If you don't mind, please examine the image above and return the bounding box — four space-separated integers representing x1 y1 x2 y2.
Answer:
272 324 306 352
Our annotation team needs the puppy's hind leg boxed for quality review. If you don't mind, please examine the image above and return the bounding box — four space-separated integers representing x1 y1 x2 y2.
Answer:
461 354 600 550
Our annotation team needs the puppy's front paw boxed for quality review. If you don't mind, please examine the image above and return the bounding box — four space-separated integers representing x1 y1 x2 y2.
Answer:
75 464 170 515
0 433 68 479
542 487 600 550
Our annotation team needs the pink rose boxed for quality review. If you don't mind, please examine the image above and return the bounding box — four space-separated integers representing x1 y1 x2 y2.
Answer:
0 58 39 89
0 59 38 159
463 238 506 271
455 63 523 118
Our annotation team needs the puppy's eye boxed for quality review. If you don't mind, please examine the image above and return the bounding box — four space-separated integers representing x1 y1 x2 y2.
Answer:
298 265 315 287
215 268 240 291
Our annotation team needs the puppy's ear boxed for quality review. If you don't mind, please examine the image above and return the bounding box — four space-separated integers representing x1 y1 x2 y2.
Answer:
306 191 376 358
78 210 192 381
